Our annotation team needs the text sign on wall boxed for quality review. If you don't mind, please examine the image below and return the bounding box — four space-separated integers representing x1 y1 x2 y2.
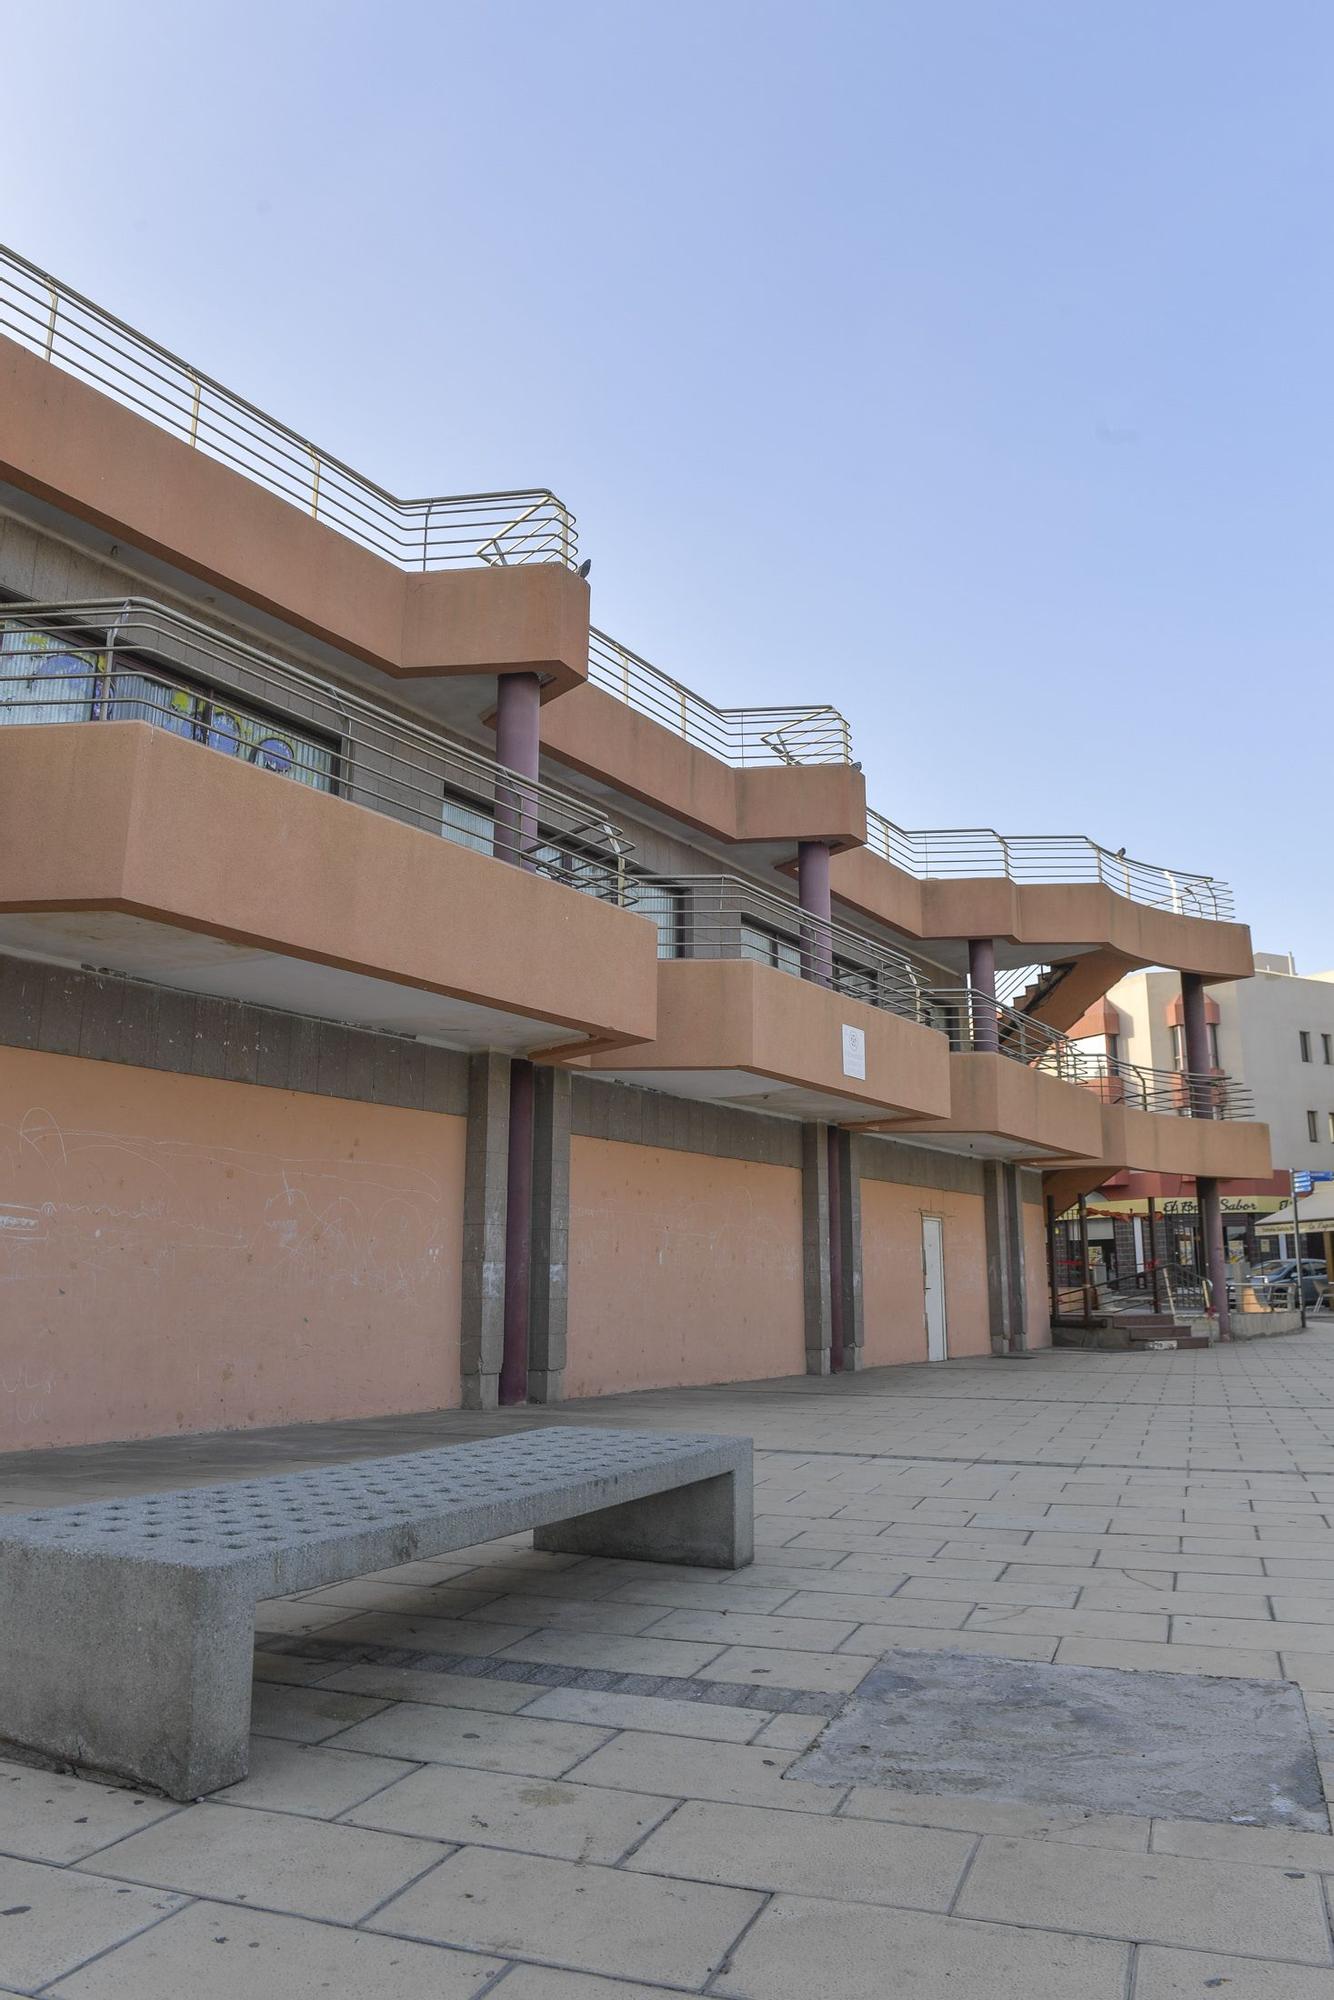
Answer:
841 1024 866 1080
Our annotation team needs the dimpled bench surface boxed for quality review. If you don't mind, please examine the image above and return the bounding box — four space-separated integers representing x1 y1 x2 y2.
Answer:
0 1426 752 1798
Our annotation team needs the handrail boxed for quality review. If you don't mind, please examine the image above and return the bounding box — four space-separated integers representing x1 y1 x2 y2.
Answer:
588 630 853 766
0 598 629 898
939 985 1255 1118
628 874 925 1019
0 244 576 572
865 809 1233 921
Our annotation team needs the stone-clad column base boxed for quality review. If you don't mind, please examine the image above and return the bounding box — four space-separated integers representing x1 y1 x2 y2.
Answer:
802 1122 833 1373
461 1051 511 1409
527 1065 572 1402
984 1161 1029 1354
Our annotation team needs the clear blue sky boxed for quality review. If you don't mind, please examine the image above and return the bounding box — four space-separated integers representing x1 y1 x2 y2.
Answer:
6 2 1331 966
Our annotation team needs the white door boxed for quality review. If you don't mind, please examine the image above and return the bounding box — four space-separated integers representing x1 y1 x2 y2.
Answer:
922 1214 948 1361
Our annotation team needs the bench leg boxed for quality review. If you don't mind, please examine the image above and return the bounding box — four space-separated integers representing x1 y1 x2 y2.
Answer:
0 1546 255 1799
533 1467 754 1569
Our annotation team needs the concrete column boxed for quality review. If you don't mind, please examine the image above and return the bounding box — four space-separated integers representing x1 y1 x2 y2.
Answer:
983 1162 1029 1353
797 840 833 987
968 937 999 1053
527 1064 572 1402
801 1122 833 1374
1198 1175 1232 1341
461 1051 511 1409
831 1130 865 1370
491 671 544 1402
501 1059 534 1405
1181 972 1212 1117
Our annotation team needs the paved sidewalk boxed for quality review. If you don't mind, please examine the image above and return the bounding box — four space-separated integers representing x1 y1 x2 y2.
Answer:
7 1337 1334 1994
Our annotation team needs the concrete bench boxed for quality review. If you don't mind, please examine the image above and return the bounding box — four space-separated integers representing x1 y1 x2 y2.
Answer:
0 1425 752 1799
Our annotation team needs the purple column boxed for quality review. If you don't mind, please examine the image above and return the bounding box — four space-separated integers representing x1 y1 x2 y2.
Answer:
494 671 542 1405
968 937 999 1053
1198 1176 1232 1341
494 670 541 868
1181 973 1213 1117
797 840 833 987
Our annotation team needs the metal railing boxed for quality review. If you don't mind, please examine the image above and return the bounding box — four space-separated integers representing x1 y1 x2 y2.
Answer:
627 875 930 1021
943 984 1256 1119
588 630 854 766
0 245 576 572
865 810 1233 920
0 599 630 898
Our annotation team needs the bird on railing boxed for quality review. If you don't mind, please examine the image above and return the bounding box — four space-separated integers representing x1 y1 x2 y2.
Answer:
577 559 592 580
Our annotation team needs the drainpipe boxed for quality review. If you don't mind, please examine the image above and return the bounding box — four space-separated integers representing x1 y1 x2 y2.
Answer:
494 671 543 1404
968 937 999 1054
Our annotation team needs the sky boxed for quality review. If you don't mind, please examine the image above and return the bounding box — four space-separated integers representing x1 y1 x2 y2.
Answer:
5 2 1331 967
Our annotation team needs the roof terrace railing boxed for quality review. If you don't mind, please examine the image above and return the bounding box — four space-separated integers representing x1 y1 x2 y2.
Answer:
865 811 1233 920
0 245 576 572
589 629 854 766
0 598 629 899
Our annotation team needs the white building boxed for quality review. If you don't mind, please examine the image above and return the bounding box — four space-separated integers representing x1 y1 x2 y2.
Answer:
1087 952 1334 1179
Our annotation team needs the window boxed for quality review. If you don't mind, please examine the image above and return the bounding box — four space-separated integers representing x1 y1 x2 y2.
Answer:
1301 1031 1313 1062
1172 1021 1220 1069
0 625 335 790
1324 1034 1333 1065
1308 1110 1319 1143
440 790 495 855
741 922 801 977
634 881 684 958
1328 1111 1334 1142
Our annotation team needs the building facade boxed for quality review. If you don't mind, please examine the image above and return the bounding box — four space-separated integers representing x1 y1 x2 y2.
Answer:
1070 955 1334 1279
0 245 1272 1452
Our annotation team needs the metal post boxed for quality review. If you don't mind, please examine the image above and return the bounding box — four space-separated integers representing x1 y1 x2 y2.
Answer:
1147 1196 1162 1313
797 840 833 987
968 937 999 1053
1293 1172 1307 1329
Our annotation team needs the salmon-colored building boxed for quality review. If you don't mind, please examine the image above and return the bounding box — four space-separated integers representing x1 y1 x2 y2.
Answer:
0 245 1272 1452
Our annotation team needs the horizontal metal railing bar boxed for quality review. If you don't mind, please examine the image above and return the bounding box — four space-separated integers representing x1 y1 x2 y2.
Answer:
0 245 576 571
864 807 1233 919
0 599 629 898
588 629 853 766
933 986 1254 1118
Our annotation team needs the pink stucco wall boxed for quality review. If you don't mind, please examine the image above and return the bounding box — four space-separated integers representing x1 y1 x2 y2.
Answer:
859 1179 989 1366
0 1047 465 1451
565 1136 805 1396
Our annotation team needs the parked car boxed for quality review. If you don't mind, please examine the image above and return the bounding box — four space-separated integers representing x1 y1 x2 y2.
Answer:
1232 1258 1328 1308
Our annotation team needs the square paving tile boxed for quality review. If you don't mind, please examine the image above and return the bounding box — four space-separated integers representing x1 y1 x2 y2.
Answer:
45 1898 501 1998
0 1759 179 1863
709 1894 1130 1999
84 1802 445 1923
0 1855 184 1991
789 1649 1330 1830
369 1843 762 1985
349 1762 675 1861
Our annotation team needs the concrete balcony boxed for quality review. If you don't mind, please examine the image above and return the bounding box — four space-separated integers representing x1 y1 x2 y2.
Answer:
884 1050 1108 1163
0 721 659 1056
582 956 951 1122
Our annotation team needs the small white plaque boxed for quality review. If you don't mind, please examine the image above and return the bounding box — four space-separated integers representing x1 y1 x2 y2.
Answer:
841 1024 866 1079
